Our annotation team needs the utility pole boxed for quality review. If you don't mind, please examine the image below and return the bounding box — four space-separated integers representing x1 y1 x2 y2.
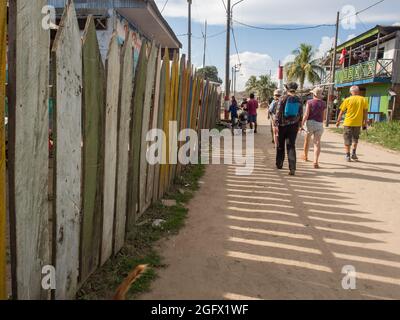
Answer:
326 11 340 127
202 20 207 69
188 0 192 64
225 0 231 96
224 0 232 120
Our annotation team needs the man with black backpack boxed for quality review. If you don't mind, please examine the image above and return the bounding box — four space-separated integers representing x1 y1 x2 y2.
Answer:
274 82 303 176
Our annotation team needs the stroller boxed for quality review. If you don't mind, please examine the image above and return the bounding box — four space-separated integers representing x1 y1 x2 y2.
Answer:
238 109 248 133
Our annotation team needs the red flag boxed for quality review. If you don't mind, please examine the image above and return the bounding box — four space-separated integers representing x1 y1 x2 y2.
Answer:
339 48 347 65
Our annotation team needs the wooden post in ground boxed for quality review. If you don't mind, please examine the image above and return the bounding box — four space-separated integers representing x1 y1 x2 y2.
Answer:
146 48 162 205
52 1 82 299
0 0 7 300
80 16 106 283
7 0 50 300
114 31 134 253
127 43 148 231
101 33 120 264
153 54 167 202
139 43 158 215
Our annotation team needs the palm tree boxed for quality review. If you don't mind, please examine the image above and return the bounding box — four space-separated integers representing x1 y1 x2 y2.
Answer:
256 75 277 102
285 43 325 90
245 75 258 94
245 75 277 102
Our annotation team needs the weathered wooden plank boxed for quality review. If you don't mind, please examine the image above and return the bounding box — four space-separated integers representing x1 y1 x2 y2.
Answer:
127 42 147 231
168 53 178 186
7 0 50 300
146 48 162 205
80 16 105 283
139 43 157 215
159 50 170 199
175 55 186 176
101 33 120 264
153 54 166 202
0 0 6 300
114 32 134 253
52 1 82 300
191 77 201 132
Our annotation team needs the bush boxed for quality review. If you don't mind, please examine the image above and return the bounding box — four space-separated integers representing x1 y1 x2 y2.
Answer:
331 121 400 151
364 121 400 151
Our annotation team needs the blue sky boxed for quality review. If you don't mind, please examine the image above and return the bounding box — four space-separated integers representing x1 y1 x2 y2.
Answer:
154 0 400 90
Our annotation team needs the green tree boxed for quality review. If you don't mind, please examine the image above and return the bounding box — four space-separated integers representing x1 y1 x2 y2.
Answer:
196 66 223 84
285 43 325 90
256 75 277 102
245 75 258 94
245 75 277 102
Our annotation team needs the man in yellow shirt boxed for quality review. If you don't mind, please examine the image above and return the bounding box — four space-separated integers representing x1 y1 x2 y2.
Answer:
336 86 368 162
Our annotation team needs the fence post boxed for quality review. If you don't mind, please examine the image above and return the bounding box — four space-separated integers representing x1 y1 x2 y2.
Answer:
0 0 7 300
8 0 51 300
127 43 148 231
52 0 82 299
114 31 134 254
101 33 120 265
80 16 106 284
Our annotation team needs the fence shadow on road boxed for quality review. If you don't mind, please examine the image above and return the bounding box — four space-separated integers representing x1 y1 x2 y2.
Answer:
220 125 400 300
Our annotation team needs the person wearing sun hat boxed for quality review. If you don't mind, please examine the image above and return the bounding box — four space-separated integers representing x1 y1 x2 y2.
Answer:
274 82 303 176
268 89 283 145
301 86 327 169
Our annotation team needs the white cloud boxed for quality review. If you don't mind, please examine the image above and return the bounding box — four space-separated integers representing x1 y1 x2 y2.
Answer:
230 51 277 92
283 54 295 65
315 36 335 59
155 0 399 26
393 22 400 26
346 34 356 41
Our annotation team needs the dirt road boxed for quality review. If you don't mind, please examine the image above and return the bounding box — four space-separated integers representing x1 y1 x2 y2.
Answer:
140 108 400 300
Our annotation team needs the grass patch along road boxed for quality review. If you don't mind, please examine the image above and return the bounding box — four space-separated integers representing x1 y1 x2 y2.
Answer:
330 121 400 151
77 164 205 300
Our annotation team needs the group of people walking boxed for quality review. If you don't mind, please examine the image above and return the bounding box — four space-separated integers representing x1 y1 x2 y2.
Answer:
229 93 259 133
229 83 368 176
269 83 368 175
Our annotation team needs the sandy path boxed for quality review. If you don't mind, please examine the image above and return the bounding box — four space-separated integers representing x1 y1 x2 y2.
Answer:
140 109 400 300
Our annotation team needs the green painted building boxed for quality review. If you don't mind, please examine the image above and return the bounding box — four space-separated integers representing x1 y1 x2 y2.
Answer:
328 26 400 121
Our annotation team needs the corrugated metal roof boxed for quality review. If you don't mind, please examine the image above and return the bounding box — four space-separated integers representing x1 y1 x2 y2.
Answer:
48 0 181 48
48 0 145 9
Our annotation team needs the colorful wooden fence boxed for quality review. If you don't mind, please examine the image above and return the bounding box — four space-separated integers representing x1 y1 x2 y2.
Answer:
0 0 7 301
3 0 220 300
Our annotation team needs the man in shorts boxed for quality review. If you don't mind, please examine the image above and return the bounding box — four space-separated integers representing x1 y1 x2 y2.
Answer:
336 86 368 162
247 93 259 133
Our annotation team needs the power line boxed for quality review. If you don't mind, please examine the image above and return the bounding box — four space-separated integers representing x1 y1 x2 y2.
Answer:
221 0 227 12
231 26 241 65
232 0 386 32
160 0 169 13
233 19 335 31
176 30 226 39
354 0 385 17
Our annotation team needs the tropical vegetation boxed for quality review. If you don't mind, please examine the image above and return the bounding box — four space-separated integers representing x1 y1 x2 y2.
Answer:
285 43 325 90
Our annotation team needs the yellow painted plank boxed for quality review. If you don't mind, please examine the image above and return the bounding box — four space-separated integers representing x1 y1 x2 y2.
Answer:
0 0 7 300
159 49 170 198
169 52 179 184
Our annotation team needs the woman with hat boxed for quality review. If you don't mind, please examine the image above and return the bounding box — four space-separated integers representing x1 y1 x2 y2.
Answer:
268 89 283 145
301 87 327 169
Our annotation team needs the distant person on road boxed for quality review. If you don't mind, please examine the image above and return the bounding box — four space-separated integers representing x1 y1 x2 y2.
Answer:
301 87 327 169
336 86 368 162
268 89 282 145
247 93 259 133
275 82 303 176
241 97 248 110
229 96 239 128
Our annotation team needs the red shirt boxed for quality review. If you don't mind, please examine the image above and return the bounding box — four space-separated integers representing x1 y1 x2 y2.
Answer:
247 99 258 116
